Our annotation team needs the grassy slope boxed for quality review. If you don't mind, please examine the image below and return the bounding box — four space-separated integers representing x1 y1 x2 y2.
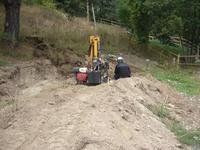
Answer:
0 4 184 64
0 5 131 67
149 104 200 146
20 5 130 54
150 40 187 55
150 67 200 96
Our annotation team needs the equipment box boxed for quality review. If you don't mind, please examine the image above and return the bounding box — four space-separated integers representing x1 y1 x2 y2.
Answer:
87 71 101 85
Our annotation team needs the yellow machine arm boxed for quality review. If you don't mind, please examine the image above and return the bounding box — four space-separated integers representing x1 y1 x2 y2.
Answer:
88 35 100 63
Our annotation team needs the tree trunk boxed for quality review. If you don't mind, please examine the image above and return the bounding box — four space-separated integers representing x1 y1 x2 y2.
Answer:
3 0 21 43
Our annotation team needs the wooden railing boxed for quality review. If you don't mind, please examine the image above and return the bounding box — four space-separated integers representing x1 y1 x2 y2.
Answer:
178 55 200 66
96 19 200 66
149 35 200 66
96 18 123 26
170 36 199 53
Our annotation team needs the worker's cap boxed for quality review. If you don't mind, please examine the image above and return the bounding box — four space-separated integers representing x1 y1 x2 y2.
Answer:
93 59 98 63
117 56 124 63
117 57 124 61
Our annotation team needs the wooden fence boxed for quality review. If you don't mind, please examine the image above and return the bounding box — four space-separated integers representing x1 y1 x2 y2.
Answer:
149 35 200 66
96 19 200 66
96 18 122 26
178 55 200 66
170 36 199 53
170 39 200 66
161 50 200 66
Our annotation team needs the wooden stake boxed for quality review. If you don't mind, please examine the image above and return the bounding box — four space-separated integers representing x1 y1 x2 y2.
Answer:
86 0 90 22
92 3 96 31
177 54 180 68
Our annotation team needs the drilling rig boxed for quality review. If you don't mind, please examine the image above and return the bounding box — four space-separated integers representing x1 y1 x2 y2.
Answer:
72 2 109 85
73 35 109 85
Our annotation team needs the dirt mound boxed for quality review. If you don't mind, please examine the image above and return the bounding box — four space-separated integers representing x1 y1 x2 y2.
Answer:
0 66 20 97
127 75 200 130
0 77 186 150
0 59 61 128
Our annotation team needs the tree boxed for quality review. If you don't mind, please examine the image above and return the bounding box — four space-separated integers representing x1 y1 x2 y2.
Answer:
23 0 55 8
118 0 199 49
177 0 200 53
55 0 86 17
3 0 21 43
118 0 153 43
94 0 117 21
54 0 118 21
117 0 131 27
130 0 153 43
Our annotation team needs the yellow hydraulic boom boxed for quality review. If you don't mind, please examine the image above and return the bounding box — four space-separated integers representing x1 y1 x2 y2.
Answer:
88 35 100 66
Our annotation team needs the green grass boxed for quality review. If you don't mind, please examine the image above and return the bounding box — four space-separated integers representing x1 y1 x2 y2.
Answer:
148 104 200 146
170 121 200 146
150 39 186 55
150 67 200 96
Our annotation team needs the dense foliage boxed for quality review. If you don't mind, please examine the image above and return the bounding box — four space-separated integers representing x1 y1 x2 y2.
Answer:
23 0 118 20
56 0 117 20
55 0 86 17
118 0 200 49
23 0 55 8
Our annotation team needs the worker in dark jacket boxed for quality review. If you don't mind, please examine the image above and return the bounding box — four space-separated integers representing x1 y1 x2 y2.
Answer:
114 57 131 80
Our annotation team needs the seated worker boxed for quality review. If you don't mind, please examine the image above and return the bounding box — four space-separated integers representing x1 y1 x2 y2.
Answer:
114 57 131 79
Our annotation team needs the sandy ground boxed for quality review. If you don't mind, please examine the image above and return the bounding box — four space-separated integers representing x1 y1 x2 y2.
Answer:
0 77 185 150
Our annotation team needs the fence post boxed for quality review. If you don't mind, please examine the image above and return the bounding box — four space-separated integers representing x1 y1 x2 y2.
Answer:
92 3 96 31
198 45 200 59
177 54 180 68
86 0 90 22
173 57 176 66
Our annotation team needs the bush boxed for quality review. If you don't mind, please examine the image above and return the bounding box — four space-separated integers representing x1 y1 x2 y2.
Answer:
23 0 55 8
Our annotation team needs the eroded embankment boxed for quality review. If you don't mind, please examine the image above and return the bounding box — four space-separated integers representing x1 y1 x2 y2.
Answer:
0 59 61 129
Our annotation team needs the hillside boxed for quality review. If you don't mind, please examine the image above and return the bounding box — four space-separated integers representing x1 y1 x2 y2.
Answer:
0 5 130 65
0 5 182 68
0 4 200 150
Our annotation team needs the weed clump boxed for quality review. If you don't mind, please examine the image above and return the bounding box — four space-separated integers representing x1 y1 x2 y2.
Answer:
148 103 200 146
170 121 200 146
148 103 169 118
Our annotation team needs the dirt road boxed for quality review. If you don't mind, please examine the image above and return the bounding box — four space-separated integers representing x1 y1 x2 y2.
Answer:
0 77 184 150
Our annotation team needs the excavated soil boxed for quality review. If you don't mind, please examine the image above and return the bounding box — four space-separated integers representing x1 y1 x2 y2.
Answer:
0 58 199 150
0 77 183 150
